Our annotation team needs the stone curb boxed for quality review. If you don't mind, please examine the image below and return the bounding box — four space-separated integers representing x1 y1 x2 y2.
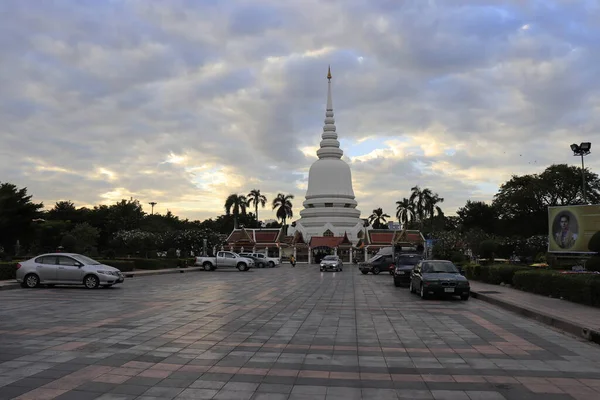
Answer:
470 289 600 345
0 267 204 291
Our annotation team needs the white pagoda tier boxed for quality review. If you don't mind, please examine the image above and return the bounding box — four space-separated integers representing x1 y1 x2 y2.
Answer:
288 67 364 244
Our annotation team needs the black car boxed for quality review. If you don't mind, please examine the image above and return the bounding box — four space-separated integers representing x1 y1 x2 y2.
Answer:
359 254 394 275
393 254 423 287
409 260 470 300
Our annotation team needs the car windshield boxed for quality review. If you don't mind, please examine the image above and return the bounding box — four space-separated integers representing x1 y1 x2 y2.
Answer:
367 255 381 262
71 254 102 265
422 261 459 273
323 256 338 261
397 257 420 265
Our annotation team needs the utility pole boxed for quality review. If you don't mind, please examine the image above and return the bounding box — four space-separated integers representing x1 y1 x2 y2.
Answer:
149 202 157 215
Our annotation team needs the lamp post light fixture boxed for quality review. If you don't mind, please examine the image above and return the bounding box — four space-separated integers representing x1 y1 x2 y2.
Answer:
570 142 592 204
149 202 157 215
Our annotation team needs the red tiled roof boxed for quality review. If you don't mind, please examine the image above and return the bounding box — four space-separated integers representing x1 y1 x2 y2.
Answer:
369 232 394 244
255 231 279 243
309 236 346 248
227 229 253 243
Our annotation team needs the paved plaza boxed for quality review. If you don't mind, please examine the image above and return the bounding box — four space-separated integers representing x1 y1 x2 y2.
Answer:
1 266 600 400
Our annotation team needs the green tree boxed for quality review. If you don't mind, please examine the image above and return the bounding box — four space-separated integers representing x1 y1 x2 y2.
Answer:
224 194 248 229
409 186 431 227
272 193 294 228
71 222 100 253
395 198 414 227
0 182 44 254
60 234 78 252
493 164 600 236
47 200 81 224
368 207 390 229
456 200 498 234
247 189 267 228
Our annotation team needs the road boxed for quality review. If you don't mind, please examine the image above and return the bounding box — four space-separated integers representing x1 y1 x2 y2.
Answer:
0 265 599 400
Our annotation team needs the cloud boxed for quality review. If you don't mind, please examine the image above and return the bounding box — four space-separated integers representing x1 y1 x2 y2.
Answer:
1 0 599 222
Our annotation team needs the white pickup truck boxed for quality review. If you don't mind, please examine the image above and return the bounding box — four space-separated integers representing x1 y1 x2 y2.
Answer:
195 251 255 271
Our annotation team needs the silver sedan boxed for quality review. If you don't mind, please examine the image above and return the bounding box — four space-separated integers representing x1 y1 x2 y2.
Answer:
16 253 124 289
320 255 343 272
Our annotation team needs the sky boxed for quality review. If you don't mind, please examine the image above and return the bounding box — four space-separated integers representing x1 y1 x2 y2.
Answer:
1 0 600 223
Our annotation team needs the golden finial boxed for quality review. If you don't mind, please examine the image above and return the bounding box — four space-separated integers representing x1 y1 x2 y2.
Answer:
327 65 332 81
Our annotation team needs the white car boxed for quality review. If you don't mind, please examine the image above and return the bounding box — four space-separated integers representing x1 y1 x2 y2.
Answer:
16 253 124 289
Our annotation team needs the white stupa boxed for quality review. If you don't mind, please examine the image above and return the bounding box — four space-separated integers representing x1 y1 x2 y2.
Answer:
289 67 364 243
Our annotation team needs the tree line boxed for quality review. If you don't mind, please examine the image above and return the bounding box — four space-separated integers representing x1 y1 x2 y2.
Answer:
0 163 597 259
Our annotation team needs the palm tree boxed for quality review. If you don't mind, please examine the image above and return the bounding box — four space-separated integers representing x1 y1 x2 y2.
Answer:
224 193 248 229
395 198 415 228
409 186 432 229
368 207 391 229
272 193 294 228
426 193 444 232
247 189 267 228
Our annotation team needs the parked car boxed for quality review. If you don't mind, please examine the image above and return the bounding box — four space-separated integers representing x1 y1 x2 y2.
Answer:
393 254 423 287
359 254 394 275
195 251 255 271
244 253 280 268
409 260 470 300
239 253 267 268
16 253 125 289
320 255 343 272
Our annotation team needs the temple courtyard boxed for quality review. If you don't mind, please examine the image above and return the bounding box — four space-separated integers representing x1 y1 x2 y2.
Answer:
1 267 600 400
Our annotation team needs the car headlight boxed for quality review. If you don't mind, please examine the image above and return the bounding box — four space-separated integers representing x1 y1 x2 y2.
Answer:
320 264 325 267
97 270 115 275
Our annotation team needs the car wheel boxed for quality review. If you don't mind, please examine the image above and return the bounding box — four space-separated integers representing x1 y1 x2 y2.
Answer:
420 284 428 300
268 261 275 268
23 273 40 288
237 263 246 271
84 274 100 289
203 262 212 271
461 293 470 301
373 267 380 275
361 270 368 275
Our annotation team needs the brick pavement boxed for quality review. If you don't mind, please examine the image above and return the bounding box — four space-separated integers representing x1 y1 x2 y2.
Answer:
469 281 600 334
0 265 600 399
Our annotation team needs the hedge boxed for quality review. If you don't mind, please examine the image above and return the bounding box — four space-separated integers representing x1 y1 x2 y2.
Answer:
97 260 135 272
0 262 18 280
513 270 600 307
115 258 195 270
463 264 530 285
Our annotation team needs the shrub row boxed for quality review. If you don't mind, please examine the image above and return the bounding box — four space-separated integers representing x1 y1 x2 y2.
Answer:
513 270 600 307
0 262 18 280
463 264 530 285
115 258 195 270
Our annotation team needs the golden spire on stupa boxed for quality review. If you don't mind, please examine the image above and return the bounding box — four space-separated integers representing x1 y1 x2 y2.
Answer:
327 65 332 81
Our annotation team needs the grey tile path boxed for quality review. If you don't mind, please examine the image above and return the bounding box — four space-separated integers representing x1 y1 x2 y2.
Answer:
0 265 599 399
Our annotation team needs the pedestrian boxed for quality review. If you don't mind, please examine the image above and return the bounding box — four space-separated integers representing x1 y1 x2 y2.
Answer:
290 255 296 267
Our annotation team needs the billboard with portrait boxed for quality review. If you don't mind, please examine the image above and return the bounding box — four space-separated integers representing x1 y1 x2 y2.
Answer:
548 205 600 253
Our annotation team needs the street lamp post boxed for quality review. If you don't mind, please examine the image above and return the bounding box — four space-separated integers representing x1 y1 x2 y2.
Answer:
570 142 592 204
149 202 157 215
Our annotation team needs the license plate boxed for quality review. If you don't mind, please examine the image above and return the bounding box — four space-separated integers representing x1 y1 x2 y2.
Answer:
444 288 454 293
396 271 405 275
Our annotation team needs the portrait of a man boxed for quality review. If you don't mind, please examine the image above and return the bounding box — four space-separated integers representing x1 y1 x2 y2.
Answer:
554 213 578 249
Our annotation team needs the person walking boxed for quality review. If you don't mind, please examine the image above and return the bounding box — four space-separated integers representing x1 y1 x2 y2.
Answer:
290 255 296 267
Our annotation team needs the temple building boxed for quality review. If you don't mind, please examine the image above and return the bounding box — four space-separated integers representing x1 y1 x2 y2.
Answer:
287 67 364 244
225 67 425 262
